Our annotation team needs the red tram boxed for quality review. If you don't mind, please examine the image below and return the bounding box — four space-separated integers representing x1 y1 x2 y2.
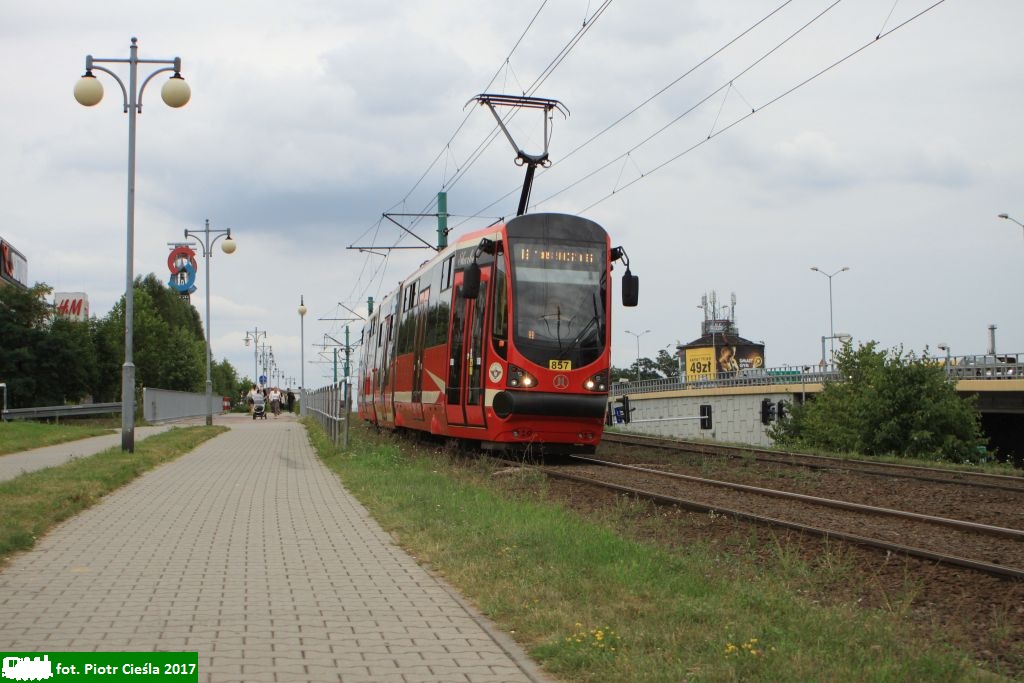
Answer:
358 212 638 454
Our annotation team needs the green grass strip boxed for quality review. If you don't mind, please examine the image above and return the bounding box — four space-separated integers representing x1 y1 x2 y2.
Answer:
0 421 114 455
0 426 226 565
306 420 982 682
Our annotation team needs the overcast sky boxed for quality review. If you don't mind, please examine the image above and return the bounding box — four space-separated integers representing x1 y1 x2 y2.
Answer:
2 0 1021 389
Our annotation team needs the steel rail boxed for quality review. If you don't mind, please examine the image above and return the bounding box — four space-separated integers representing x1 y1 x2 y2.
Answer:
535 464 1024 581
602 432 1024 493
571 455 1024 540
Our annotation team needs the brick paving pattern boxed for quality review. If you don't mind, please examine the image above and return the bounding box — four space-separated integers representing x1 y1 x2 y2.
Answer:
0 416 549 682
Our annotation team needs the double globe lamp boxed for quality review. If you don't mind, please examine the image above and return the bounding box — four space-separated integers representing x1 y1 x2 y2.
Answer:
73 38 191 452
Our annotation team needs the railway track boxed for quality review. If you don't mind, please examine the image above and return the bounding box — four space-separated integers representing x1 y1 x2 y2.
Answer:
492 449 1024 581
601 431 1024 494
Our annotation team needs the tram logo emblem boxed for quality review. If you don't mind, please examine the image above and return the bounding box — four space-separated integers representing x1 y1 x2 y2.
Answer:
553 374 569 390
488 362 503 383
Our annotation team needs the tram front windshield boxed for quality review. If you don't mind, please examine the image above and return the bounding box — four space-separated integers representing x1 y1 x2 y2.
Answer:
509 240 607 368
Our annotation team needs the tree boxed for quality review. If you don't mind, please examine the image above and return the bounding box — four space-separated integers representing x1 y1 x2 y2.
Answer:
95 277 208 398
211 358 240 398
0 283 99 407
654 349 681 379
0 283 52 407
770 341 986 463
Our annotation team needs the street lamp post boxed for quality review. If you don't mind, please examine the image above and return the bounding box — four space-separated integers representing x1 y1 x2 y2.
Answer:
184 219 236 426
244 328 267 386
998 213 1024 238
299 296 308 415
624 329 651 379
820 333 852 368
810 266 850 363
938 343 952 377
75 37 191 452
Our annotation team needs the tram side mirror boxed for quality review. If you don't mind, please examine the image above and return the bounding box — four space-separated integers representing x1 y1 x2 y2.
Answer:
463 262 481 299
621 268 639 307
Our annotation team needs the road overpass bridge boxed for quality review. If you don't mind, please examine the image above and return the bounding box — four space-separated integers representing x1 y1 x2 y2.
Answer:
609 356 1023 465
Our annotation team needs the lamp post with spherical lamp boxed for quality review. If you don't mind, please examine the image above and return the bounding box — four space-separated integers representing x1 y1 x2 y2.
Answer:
184 220 236 426
75 37 191 452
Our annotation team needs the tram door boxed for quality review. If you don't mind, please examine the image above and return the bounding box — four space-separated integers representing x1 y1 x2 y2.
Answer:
409 294 429 420
445 269 488 427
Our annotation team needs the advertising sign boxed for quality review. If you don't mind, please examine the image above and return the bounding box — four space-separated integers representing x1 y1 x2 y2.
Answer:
687 344 765 380
54 292 90 321
715 343 765 377
0 238 28 288
685 347 715 381
167 244 198 295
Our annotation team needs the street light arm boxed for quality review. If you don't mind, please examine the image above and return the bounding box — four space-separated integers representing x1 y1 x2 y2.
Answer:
84 64 129 111
137 66 177 111
998 213 1024 231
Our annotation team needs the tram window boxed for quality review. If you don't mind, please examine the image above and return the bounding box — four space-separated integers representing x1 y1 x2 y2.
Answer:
403 281 418 313
440 256 454 291
492 258 508 359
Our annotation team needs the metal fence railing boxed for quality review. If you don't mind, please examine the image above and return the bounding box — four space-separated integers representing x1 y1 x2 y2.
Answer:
610 367 840 398
610 354 1021 397
305 382 352 448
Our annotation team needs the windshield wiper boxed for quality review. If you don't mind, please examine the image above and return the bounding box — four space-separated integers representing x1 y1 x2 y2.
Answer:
556 314 600 360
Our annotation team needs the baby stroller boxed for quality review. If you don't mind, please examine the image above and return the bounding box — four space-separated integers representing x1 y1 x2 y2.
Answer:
252 393 267 420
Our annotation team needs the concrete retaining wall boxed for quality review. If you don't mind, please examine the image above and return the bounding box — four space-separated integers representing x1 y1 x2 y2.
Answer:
614 388 803 447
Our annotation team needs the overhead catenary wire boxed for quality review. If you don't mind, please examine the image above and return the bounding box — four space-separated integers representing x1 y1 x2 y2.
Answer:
342 0 618 330
340 0 947 345
572 0 949 214
452 0 799 229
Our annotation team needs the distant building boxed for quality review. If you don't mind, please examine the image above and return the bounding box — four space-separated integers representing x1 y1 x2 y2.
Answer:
677 291 765 380
0 237 28 289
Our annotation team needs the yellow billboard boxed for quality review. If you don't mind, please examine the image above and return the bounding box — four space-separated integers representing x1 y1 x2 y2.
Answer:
686 347 716 381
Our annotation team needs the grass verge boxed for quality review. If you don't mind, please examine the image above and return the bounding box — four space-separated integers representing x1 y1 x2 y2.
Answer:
0 426 226 567
0 421 115 455
305 420 986 682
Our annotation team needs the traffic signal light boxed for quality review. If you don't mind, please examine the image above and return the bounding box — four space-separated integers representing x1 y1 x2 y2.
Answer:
760 398 776 425
605 404 613 426
777 400 787 420
616 395 632 424
699 404 712 430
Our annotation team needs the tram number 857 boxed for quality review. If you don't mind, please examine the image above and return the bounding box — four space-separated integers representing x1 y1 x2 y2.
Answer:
549 360 572 371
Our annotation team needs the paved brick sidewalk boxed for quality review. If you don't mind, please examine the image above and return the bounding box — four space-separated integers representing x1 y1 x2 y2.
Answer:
0 416 550 682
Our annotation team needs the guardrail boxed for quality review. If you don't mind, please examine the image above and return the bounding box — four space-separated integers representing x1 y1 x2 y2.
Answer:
2 402 122 421
305 382 352 448
610 369 840 397
611 354 1022 397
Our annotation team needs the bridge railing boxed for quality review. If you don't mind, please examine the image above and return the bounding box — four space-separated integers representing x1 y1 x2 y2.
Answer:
610 367 839 398
610 354 1021 397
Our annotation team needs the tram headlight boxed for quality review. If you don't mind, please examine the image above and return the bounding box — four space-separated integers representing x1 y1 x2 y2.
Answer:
508 364 537 388
584 370 608 392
